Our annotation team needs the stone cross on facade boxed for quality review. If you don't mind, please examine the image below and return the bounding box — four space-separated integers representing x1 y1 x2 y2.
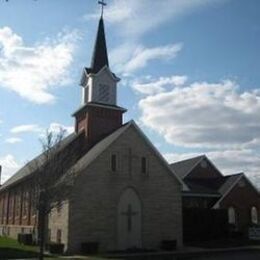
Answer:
121 204 138 232
98 0 107 17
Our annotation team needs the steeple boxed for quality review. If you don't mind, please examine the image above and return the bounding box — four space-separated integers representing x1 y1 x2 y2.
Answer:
90 17 109 73
73 1 127 147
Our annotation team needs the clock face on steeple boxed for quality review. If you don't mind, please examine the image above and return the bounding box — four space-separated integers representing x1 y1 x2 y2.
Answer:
98 83 110 103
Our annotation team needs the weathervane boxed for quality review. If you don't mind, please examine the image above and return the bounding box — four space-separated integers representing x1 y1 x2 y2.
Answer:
98 0 107 17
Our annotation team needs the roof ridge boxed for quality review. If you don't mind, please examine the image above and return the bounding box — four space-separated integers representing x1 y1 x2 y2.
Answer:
170 154 205 166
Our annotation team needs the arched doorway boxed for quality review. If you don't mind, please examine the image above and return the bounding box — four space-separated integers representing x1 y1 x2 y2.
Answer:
117 188 142 250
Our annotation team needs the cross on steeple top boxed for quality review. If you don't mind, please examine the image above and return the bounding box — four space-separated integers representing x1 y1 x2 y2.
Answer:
98 0 107 17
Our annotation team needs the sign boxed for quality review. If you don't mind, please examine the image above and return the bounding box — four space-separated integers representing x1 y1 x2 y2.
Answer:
249 227 260 240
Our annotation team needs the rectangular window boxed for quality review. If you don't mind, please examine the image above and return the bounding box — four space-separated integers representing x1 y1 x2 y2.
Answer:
23 192 28 217
16 193 20 217
2 196 6 224
141 157 147 174
8 196 13 221
111 154 117 172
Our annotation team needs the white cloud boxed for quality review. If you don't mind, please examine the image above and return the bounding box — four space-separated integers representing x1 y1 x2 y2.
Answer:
137 76 260 186
111 43 182 74
48 122 74 135
5 137 23 144
138 78 260 149
125 44 182 73
86 0 223 38
10 122 74 136
164 149 260 187
0 27 79 104
0 155 21 184
89 0 224 75
10 124 42 134
132 75 187 95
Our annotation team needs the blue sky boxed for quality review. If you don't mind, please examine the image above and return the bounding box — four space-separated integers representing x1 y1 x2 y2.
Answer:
0 0 259 185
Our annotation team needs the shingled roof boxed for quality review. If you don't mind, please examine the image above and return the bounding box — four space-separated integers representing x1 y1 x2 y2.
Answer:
90 17 109 74
0 132 84 192
60 121 131 181
170 154 259 206
170 155 205 179
218 173 243 196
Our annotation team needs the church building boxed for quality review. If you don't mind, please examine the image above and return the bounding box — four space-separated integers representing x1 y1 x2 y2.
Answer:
0 11 183 253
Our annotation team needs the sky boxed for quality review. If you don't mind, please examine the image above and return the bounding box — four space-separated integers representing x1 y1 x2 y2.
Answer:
0 0 260 186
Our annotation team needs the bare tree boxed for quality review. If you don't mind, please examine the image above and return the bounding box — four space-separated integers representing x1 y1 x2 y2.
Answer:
30 128 77 260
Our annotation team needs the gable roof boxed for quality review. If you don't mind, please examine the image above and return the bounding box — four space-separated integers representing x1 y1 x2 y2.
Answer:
60 120 187 190
169 155 205 179
130 121 188 190
213 173 259 208
68 121 131 174
0 132 83 192
1 120 187 194
218 173 243 196
170 155 223 180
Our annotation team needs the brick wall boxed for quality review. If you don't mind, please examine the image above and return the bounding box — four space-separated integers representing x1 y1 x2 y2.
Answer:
220 176 260 233
75 104 124 147
0 180 37 239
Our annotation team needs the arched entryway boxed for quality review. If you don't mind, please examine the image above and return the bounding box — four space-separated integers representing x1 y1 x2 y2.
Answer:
117 188 142 250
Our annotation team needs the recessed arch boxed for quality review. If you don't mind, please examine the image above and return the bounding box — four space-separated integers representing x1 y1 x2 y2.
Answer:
117 187 142 250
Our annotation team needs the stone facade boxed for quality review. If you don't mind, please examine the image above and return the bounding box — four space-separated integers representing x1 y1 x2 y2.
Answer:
48 201 69 251
63 124 182 253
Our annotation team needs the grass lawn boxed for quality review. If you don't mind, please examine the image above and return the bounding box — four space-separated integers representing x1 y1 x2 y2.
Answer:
0 236 116 259
0 235 39 258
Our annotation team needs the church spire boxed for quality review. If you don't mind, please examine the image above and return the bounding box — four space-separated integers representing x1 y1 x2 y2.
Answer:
73 0 126 145
90 16 109 73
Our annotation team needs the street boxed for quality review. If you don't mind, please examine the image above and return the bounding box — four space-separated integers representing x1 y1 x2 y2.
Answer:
179 250 260 260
